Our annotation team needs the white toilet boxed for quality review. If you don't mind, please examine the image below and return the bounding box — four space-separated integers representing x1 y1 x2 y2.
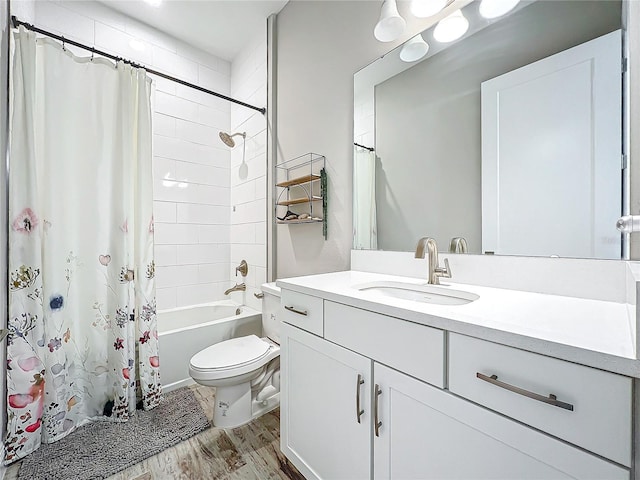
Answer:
189 283 281 428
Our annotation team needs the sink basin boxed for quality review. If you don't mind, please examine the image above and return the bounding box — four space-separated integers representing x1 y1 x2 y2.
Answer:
353 281 479 306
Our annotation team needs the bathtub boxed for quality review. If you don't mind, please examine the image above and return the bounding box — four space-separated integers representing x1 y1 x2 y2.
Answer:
158 300 262 392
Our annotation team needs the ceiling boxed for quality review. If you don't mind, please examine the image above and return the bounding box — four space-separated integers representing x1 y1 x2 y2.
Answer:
100 0 289 61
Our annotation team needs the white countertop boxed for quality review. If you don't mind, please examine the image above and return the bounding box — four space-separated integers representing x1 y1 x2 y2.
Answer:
277 270 640 378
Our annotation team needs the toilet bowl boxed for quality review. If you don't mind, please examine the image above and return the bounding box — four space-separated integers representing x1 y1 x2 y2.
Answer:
188 282 281 428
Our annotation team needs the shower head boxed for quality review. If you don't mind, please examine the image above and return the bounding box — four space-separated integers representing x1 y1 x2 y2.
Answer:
219 131 246 148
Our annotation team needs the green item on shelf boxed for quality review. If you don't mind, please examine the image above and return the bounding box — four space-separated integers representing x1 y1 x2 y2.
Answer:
321 168 328 240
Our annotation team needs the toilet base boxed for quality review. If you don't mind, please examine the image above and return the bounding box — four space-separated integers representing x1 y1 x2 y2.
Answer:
213 385 280 428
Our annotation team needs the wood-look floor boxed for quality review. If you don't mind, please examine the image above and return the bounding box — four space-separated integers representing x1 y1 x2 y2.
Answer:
6 385 305 480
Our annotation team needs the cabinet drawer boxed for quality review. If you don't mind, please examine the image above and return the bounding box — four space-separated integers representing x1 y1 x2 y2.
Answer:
325 301 444 387
281 289 324 336
448 333 632 466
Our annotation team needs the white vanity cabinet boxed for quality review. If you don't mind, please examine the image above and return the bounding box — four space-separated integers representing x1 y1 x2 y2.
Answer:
448 332 633 467
374 362 628 480
280 290 632 480
281 322 372 480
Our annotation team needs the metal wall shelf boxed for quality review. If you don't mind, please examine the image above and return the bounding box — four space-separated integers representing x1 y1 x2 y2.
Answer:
275 153 327 239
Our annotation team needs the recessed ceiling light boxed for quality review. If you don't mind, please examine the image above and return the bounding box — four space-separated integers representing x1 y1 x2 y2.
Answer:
143 0 162 7
479 0 520 19
410 0 447 18
433 10 469 43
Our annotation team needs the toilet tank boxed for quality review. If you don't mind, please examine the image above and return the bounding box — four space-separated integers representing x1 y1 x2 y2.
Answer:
261 282 281 343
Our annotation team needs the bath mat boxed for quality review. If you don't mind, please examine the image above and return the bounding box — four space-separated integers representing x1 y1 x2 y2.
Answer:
17 387 210 480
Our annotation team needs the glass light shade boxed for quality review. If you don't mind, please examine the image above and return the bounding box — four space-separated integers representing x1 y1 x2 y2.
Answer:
433 10 469 43
479 0 520 18
374 0 407 42
410 0 447 18
400 34 430 62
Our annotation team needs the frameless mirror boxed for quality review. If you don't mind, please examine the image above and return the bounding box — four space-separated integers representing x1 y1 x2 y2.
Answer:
353 0 625 259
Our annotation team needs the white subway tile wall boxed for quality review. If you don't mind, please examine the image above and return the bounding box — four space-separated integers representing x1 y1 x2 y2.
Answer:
32 1 270 311
228 29 268 311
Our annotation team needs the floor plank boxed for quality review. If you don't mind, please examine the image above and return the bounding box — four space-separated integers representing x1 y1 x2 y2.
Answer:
5 385 303 480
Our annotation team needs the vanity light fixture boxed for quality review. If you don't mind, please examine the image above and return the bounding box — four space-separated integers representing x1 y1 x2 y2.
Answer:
479 0 520 19
374 0 407 42
400 34 430 62
410 0 447 18
433 9 469 43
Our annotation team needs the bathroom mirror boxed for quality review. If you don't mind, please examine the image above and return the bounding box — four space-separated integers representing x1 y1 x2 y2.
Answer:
353 0 625 259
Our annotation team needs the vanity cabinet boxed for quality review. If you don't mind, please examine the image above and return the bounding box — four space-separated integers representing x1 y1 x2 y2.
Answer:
374 363 628 480
281 322 371 480
448 333 632 467
280 292 631 480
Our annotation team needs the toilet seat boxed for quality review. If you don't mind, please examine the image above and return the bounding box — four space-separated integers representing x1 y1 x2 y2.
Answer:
189 335 280 382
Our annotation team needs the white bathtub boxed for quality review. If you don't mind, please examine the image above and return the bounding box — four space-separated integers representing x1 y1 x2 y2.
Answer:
158 300 262 392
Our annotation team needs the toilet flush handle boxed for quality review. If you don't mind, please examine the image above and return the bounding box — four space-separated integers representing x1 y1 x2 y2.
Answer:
254 292 264 299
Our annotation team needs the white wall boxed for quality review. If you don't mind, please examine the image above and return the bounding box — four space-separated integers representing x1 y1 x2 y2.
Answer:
228 26 268 310
29 0 234 311
276 1 455 278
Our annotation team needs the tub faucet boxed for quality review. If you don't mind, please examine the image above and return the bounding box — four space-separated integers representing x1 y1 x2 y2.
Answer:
224 283 246 295
415 237 451 285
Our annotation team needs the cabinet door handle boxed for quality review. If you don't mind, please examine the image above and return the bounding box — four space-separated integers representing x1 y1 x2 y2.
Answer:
476 372 574 411
374 384 382 437
356 374 365 423
284 305 308 316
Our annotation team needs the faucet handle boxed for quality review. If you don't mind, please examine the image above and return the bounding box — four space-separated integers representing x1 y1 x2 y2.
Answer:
235 260 248 277
435 258 452 279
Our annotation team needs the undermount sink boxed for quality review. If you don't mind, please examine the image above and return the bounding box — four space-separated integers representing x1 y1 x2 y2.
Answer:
353 281 479 306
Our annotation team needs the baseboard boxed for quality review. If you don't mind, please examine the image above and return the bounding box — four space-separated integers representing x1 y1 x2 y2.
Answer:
162 377 196 393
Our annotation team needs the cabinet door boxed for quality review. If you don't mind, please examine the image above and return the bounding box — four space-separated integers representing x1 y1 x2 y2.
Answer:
281 323 372 480
373 363 628 480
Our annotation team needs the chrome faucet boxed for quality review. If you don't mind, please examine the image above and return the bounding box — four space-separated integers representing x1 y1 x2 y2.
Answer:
224 282 246 295
449 237 468 254
415 237 451 285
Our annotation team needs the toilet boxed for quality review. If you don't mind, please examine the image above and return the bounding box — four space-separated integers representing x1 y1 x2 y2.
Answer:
189 283 281 428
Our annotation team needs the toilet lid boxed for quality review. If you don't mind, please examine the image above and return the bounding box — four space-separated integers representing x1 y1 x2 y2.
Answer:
190 335 270 371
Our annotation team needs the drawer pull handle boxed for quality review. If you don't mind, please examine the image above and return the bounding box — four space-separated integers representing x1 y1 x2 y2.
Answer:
374 384 382 437
356 374 365 423
284 305 307 317
285 305 308 316
476 373 574 411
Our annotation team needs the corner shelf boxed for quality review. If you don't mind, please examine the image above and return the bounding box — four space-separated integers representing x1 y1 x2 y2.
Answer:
275 153 327 238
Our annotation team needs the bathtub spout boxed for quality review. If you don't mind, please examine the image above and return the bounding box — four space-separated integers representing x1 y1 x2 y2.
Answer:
224 282 246 295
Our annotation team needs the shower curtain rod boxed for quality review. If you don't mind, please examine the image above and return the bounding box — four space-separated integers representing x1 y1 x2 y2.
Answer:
354 142 374 152
11 16 267 115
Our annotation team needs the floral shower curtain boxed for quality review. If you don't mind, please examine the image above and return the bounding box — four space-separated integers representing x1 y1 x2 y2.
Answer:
5 27 161 463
